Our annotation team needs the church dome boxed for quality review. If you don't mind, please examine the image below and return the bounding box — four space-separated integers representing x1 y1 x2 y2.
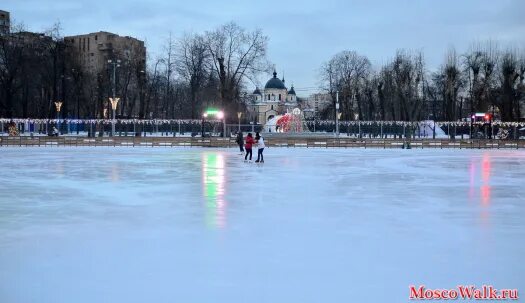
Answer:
264 71 286 90
288 85 296 95
253 87 262 95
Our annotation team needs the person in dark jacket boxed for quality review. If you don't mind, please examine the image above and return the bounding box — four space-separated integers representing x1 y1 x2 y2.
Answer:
244 133 254 161
236 131 244 154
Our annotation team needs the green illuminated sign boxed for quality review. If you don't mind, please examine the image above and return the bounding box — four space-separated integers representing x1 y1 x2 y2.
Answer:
205 109 220 115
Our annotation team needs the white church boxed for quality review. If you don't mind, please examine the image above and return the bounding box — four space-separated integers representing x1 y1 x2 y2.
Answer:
249 71 298 123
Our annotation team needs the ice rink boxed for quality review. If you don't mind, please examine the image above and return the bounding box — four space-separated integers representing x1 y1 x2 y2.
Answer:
1 147 524 303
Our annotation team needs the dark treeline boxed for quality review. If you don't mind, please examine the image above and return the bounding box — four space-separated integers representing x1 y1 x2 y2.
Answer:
0 22 269 122
1 22 524 122
320 43 525 122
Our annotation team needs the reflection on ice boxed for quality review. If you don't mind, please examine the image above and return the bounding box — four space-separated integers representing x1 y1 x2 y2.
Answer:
202 152 227 228
481 153 491 206
468 152 492 206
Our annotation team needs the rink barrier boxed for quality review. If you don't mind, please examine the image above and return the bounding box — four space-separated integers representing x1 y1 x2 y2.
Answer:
0 136 524 149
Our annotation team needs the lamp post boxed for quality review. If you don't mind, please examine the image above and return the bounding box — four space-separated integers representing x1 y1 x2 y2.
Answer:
491 105 495 139
202 113 208 137
337 112 342 136
335 91 340 137
237 112 242 132
470 113 474 139
109 97 120 136
54 101 63 134
217 111 225 137
108 59 120 136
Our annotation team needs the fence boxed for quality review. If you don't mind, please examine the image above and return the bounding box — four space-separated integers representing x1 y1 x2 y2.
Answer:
1 136 524 149
1 119 524 139
0 120 267 138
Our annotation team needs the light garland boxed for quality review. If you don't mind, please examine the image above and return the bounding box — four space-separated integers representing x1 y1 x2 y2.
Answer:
1 118 524 128
0 118 221 125
305 120 525 127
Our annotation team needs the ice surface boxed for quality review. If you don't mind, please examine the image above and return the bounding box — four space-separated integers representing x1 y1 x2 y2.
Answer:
0 147 524 303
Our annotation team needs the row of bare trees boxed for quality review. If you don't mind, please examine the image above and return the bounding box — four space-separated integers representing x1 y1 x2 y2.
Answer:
152 22 269 120
0 24 65 119
0 22 269 122
320 43 525 122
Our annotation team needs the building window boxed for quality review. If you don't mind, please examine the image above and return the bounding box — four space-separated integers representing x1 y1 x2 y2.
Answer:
267 94 270 101
271 105 274 110
278 94 281 101
95 35 98 41
88 38 90 51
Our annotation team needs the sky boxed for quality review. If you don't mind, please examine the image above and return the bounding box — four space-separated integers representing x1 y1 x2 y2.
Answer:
3 0 525 96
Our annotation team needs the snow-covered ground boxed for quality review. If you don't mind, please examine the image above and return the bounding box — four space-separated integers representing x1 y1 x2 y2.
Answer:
0 147 524 303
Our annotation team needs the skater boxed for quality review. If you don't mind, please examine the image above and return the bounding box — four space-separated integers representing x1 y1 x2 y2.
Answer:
244 133 254 161
255 132 265 163
236 131 244 154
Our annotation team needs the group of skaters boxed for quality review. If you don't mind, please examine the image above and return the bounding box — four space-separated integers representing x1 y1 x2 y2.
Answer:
236 132 265 163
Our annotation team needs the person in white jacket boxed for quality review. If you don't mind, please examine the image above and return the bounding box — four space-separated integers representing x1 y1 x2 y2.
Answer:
255 132 265 163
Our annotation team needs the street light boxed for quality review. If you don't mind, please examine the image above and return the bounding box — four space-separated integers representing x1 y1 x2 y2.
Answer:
54 101 63 135
335 91 340 137
217 111 226 137
109 97 120 137
337 112 342 136
108 59 121 136
201 113 208 137
237 112 242 132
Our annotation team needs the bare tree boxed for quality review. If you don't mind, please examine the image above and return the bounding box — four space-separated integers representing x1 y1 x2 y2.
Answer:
176 33 209 118
0 23 27 118
160 33 176 118
497 49 523 121
442 48 462 121
463 43 484 114
205 22 269 120
480 41 499 112
390 50 426 122
320 50 371 120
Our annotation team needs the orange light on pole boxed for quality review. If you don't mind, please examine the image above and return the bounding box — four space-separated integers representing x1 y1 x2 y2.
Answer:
54 101 63 113
109 97 120 111
54 101 63 134
109 97 120 136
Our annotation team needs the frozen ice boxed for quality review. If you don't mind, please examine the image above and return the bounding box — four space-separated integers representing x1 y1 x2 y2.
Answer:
0 147 524 303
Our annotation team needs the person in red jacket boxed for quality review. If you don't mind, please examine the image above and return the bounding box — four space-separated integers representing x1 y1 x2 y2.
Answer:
244 133 254 161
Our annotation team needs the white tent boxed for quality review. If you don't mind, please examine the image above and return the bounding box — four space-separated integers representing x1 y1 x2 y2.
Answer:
264 115 282 133
416 120 448 138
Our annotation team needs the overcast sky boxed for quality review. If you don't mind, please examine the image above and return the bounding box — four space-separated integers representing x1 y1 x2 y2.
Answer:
3 0 525 95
